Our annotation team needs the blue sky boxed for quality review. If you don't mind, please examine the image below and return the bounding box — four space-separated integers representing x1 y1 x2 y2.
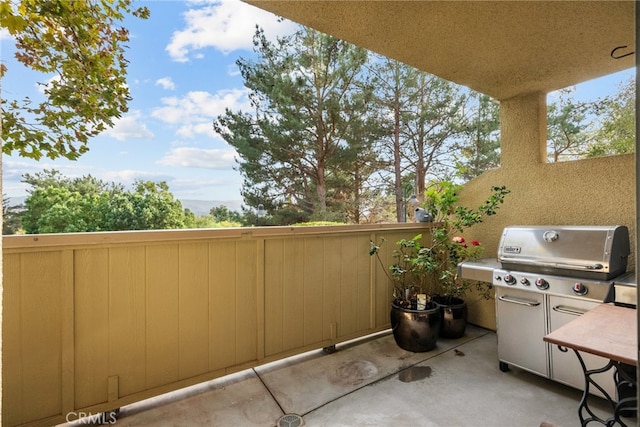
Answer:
1 0 635 204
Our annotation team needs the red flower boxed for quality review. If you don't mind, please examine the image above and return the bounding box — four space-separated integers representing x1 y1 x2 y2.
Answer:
452 236 465 244
471 240 480 246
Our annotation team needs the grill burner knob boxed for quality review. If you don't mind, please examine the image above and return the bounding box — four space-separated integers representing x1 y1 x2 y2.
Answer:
572 282 588 296
535 278 549 290
504 274 517 286
520 278 530 286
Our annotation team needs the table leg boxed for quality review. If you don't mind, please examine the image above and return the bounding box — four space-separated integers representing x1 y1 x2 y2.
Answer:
558 346 636 426
613 363 637 424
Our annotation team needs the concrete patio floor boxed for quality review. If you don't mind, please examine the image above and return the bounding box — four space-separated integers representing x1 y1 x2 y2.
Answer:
62 325 623 427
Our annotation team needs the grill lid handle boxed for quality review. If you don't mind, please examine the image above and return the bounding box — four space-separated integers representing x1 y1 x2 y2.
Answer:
499 257 605 271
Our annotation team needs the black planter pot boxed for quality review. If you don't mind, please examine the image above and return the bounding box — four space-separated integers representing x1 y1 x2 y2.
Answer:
390 301 441 352
434 296 468 339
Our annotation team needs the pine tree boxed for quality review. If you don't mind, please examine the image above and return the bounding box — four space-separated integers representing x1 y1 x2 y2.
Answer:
214 27 378 223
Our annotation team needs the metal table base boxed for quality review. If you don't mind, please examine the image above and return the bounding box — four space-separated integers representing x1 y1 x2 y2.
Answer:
559 346 637 426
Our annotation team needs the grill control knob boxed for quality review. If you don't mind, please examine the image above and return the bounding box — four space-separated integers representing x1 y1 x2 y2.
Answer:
520 278 530 286
535 278 549 290
504 274 517 286
572 282 588 296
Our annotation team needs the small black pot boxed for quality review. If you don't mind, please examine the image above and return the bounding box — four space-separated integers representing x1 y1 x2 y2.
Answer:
390 301 441 352
434 296 468 339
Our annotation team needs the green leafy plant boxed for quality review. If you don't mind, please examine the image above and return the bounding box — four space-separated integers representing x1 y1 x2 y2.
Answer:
425 182 510 303
370 182 510 309
370 234 435 309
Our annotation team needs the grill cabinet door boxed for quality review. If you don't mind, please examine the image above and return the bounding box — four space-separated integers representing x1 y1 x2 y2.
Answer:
548 296 617 399
496 287 548 376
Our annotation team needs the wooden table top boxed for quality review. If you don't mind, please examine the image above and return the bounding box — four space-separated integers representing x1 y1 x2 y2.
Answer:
543 303 637 366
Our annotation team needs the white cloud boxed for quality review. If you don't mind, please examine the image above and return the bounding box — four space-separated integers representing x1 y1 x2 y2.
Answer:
157 147 237 169
166 0 296 62
1 160 138 197
2 160 42 181
104 110 154 141
156 77 176 90
176 122 219 139
151 88 250 138
0 28 13 40
3 160 90 179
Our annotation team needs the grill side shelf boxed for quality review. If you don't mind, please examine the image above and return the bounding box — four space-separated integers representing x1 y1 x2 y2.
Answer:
457 259 500 283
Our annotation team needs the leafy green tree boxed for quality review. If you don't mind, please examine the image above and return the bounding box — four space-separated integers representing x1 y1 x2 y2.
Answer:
100 181 188 231
183 208 197 229
214 27 375 223
1 0 150 160
587 77 635 158
21 170 106 233
20 170 190 233
210 205 243 223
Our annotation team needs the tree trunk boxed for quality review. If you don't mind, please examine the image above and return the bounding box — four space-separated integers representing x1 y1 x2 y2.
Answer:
393 91 404 222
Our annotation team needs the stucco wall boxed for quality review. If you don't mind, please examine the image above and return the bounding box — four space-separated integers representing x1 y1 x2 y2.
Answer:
458 92 636 330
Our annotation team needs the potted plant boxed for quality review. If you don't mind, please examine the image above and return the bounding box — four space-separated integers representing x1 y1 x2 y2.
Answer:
370 234 442 352
420 183 509 337
370 183 509 349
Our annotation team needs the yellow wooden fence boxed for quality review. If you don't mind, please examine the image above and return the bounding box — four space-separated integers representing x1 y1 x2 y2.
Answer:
3 224 431 426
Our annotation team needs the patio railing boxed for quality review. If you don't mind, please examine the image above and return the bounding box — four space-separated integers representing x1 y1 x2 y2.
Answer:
3 223 433 427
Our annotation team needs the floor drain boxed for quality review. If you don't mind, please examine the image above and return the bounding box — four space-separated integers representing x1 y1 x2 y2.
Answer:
277 413 304 427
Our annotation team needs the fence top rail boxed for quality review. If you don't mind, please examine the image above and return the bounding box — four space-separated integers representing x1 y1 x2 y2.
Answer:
3 223 437 250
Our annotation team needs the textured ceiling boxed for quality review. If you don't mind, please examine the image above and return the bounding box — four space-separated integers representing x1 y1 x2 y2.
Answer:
244 1 635 100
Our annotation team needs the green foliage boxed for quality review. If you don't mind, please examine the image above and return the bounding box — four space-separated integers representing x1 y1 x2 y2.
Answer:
547 88 595 162
369 57 472 222
210 205 243 223
369 235 435 307
214 26 378 223
546 80 635 162
370 183 510 309
455 94 501 180
245 203 309 227
21 170 107 233
422 183 509 301
216 35 495 226
99 181 188 231
181 206 245 228
424 182 510 231
1 0 149 160
2 195 24 234
20 169 190 234
587 77 635 158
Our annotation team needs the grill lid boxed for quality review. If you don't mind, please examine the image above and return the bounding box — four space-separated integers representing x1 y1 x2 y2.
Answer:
498 225 630 280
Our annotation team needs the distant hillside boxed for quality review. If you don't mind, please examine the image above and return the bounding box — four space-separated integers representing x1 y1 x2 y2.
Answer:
7 196 242 217
180 199 243 216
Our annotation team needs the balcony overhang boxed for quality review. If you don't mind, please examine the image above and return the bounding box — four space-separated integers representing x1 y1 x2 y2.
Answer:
243 1 635 100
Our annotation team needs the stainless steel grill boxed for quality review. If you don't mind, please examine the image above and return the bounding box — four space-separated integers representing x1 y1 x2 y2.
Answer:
498 225 630 280
458 225 635 399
